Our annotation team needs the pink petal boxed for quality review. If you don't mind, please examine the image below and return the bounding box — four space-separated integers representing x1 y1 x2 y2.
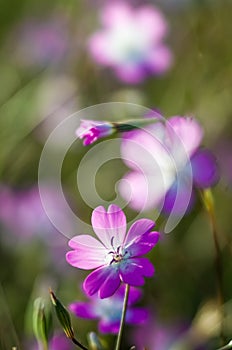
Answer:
101 3 132 28
125 218 155 244
99 320 120 334
146 45 173 74
119 171 173 211
91 205 127 249
99 269 121 299
168 116 203 158
66 235 107 269
136 6 168 43
88 32 113 65
114 64 147 84
121 125 174 174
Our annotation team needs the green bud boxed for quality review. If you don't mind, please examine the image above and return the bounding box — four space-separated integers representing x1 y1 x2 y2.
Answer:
33 297 50 349
50 289 74 339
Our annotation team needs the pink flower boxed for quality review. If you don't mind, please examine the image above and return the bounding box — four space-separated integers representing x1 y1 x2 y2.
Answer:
119 116 219 214
70 285 148 334
88 3 172 84
66 204 159 298
76 120 115 146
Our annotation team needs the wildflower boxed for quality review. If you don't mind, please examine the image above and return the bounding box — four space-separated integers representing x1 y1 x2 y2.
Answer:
76 120 115 146
119 116 219 214
88 3 172 83
66 204 159 298
70 285 148 334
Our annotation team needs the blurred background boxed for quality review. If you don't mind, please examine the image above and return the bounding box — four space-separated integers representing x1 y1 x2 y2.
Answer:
0 0 232 349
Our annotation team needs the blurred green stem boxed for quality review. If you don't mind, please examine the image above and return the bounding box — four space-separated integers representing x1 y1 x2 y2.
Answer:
115 284 130 350
201 189 225 344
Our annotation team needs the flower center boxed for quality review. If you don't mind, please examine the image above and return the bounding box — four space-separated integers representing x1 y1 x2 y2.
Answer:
107 236 126 265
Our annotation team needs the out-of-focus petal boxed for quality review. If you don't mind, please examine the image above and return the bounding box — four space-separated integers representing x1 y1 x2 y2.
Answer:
69 302 97 319
168 116 203 158
91 205 127 249
99 320 120 334
114 64 147 84
191 148 219 188
88 32 113 65
146 45 173 74
101 2 132 28
163 178 195 215
136 6 168 43
126 307 149 325
125 218 155 244
119 171 174 211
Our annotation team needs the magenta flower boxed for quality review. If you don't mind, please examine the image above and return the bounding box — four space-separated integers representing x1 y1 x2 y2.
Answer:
76 120 115 146
88 2 172 84
119 116 219 214
66 205 159 298
70 285 148 334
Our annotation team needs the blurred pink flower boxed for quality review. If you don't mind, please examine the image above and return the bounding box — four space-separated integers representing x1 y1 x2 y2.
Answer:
88 2 172 84
119 116 219 214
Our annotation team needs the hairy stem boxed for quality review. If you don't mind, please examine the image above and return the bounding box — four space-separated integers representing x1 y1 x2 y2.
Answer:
115 284 130 350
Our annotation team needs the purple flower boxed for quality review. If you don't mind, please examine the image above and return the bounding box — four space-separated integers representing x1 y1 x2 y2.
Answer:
88 3 172 84
76 120 115 146
119 116 219 214
66 204 159 298
32 332 70 350
70 285 148 334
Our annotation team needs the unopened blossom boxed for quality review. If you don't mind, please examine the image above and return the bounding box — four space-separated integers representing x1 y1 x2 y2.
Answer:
76 120 115 146
66 204 159 298
119 116 219 214
88 2 172 84
70 285 148 334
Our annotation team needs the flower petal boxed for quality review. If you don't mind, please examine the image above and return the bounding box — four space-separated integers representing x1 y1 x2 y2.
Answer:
99 320 120 334
119 171 173 211
119 257 154 285
191 148 219 188
125 218 155 244
168 116 203 158
163 178 195 215
91 205 127 249
99 269 121 299
83 265 120 298
66 235 107 269
69 302 97 319
126 231 160 256
126 307 149 325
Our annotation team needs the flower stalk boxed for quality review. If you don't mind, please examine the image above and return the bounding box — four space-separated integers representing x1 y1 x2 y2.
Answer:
201 189 225 344
115 284 130 350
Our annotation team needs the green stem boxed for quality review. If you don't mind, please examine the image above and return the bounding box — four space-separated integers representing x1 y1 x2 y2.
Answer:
115 284 130 350
71 337 89 350
201 189 225 344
